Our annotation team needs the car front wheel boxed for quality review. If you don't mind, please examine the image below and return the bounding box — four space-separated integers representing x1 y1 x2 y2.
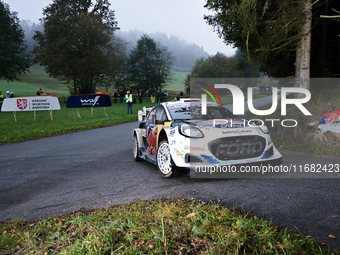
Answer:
133 135 142 161
156 139 175 177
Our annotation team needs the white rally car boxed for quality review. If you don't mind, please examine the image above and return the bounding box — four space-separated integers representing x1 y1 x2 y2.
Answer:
132 98 282 177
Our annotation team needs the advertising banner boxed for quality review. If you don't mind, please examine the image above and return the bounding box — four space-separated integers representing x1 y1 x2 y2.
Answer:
1 95 61 112
66 93 112 108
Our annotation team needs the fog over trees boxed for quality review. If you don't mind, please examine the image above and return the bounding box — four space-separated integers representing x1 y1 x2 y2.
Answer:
0 2 30 81
116 30 210 71
20 20 211 71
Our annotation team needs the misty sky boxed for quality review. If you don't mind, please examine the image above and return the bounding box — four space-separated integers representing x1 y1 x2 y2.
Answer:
4 0 236 56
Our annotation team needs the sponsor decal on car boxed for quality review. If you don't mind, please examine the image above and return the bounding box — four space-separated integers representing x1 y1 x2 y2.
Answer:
184 145 205 151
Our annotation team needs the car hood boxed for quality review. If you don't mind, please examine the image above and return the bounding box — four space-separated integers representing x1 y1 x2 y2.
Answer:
188 118 250 128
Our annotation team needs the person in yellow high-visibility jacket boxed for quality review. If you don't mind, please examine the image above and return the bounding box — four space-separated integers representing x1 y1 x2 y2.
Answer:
124 90 134 114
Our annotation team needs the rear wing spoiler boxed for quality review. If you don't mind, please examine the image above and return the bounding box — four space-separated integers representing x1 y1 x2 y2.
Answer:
138 107 153 122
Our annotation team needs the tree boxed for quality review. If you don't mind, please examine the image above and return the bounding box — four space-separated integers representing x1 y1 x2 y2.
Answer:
184 51 260 93
204 0 312 88
96 35 127 92
0 1 30 81
33 0 124 94
127 34 175 94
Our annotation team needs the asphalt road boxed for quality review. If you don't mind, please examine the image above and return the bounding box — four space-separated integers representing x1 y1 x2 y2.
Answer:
0 121 340 249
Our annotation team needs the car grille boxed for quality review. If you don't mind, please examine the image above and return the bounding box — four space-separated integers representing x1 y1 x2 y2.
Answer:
208 136 266 160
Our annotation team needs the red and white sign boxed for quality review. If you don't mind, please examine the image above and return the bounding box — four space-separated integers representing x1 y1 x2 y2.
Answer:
1 96 61 112
17 99 28 110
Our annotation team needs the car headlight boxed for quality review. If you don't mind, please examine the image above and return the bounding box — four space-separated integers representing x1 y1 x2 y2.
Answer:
180 124 204 138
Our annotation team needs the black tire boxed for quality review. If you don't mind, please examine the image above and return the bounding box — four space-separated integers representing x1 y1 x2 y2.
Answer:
133 135 142 161
156 139 176 177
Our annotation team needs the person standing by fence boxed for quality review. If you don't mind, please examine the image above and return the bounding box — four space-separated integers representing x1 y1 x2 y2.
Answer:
145 90 149 103
164 90 168 102
119 89 124 103
113 90 118 104
124 90 134 114
0 91 4 108
138 89 144 103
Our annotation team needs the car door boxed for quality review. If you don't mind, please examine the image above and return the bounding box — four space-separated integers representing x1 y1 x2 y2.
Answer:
143 105 168 159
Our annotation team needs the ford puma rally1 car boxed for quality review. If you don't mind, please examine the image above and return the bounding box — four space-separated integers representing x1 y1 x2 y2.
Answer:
132 98 282 177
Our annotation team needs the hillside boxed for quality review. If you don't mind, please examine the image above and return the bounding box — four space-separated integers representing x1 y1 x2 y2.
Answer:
20 20 210 71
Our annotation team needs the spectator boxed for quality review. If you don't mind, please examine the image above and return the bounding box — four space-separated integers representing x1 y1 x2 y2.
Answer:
124 90 134 114
113 90 118 104
0 91 4 108
145 90 150 103
5 91 10 98
119 89 124 103
138 89 144 103
37 88 43 96
179 90 183 97
9 92 14 98
160 90 164 102
164 90 168 102
156 90 160 103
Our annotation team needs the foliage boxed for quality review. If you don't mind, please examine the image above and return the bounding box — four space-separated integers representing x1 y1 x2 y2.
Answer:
0 1 30 81
96 35 127 93
310 1 340 77
204 0 305 77
0 199 337 254
33 0 125 95
117 30 210 70
204 0 340 79
20 22 209 72
127 34 175 94
184 51 260 93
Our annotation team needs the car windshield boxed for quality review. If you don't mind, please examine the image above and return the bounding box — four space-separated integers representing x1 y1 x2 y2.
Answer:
167 104 235 120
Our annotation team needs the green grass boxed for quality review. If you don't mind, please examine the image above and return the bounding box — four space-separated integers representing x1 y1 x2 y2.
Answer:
1 69 339 254
0 64 72 97
0 80 70 98
1 65 189 97
0 65 188 145
0 100 161 145
0 199 337 254
10 64 71 90
167 71 189 93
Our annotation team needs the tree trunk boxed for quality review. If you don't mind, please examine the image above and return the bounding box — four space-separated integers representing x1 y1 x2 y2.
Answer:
320 0 328 72
295 39 301 80
296 0 312 93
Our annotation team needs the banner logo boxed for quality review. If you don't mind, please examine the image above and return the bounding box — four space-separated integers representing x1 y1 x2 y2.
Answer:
66 94 111 108
80 96 100 106
17 99 28 110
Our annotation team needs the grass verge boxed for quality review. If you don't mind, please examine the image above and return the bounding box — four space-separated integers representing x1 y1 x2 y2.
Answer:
1 198 338 254
0 101 158 145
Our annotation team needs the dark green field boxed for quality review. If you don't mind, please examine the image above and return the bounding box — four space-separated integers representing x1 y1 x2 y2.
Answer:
0 65 188 97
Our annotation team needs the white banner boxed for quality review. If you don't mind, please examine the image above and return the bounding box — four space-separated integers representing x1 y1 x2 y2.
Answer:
1 96 61 112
